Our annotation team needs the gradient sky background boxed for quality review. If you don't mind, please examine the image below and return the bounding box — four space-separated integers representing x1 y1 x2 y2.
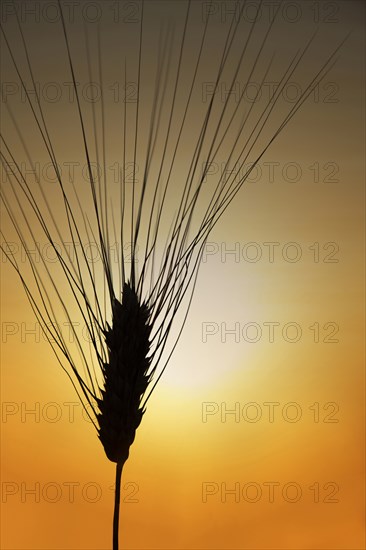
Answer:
1 0 365 549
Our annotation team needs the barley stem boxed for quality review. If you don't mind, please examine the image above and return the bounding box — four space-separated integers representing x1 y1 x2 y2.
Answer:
113 461 124 550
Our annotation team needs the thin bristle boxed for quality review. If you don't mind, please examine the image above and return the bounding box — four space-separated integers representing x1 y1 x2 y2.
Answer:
97 282 152 464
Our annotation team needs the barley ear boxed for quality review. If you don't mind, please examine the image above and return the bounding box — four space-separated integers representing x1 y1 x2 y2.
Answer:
97 281 152 465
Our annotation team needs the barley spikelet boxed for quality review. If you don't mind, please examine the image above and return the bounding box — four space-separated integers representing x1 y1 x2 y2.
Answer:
97 282 152 464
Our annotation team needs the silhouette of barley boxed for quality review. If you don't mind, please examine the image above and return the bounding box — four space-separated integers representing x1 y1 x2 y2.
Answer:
0 0 347 547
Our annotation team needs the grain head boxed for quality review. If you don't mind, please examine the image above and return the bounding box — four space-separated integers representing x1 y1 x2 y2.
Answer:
97 282 152 464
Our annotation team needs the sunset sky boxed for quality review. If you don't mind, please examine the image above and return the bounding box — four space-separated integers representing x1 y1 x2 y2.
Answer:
1 1 364 549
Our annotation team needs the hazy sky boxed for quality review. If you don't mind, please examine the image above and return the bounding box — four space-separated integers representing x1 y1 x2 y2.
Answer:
1 1 364 548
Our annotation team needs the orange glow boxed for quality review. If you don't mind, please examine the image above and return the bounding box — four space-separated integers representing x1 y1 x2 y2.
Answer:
1 1 364 549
